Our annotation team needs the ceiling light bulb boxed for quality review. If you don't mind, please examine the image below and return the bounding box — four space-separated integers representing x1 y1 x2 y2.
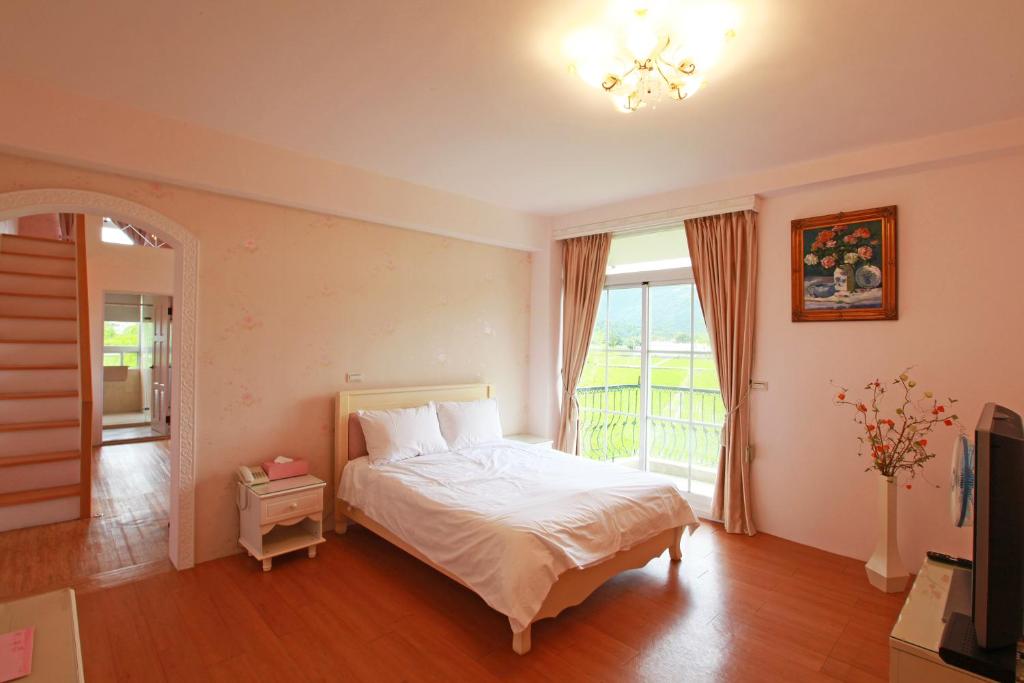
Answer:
624 17 660 58
612 94 634 112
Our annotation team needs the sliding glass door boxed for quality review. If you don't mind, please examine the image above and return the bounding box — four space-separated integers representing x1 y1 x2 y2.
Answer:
577 281 724 502
578 287 644 470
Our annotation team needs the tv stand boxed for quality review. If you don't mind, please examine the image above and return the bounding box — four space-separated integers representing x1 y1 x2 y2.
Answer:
890 558 1018 681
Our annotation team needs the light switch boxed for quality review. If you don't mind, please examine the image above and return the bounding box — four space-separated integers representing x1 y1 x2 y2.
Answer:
750 380 768 391
346 372 363 383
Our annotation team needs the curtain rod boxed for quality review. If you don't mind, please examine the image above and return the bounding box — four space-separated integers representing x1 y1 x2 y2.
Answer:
553 195 759 241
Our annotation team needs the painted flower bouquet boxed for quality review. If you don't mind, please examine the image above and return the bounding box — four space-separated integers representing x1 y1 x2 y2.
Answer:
804 224 878 272
833 369 961 483
804 222 882 295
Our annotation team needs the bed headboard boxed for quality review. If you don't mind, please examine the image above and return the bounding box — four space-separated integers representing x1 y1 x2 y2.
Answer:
333 383 494 499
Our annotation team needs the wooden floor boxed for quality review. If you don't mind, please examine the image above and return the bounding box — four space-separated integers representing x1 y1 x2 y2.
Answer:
101 424 169 445
68 521 907 682
0 440 172 602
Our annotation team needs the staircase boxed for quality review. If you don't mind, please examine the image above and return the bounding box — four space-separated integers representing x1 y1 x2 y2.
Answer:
0 222 92 532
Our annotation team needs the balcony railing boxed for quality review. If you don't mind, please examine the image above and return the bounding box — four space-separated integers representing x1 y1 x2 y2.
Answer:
576 384 724 469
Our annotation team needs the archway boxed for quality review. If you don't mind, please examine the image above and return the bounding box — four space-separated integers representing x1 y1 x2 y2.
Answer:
0 189 197 569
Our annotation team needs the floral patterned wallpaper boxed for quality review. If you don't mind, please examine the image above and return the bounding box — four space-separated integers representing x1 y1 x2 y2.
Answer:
0 153 532 562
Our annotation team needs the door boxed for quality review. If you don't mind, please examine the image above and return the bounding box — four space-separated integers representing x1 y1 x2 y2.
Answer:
646 283 723 500
577 280 724 505
577 286 646 471
151 296 172 436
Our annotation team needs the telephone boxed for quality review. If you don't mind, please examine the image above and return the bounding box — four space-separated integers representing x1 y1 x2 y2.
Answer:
236 465 269 511
237 465 269 485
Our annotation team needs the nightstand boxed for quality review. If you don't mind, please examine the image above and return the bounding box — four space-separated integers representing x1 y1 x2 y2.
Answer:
238 474 326 571
505 433 555 449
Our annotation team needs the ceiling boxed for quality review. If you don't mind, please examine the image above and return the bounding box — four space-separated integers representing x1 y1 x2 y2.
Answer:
1 0 1022 215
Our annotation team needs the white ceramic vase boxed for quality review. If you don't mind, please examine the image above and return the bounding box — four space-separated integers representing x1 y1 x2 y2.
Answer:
865 476 910 592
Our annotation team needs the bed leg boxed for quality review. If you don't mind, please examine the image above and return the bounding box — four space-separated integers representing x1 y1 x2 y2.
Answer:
335 508 348 535
512 625 532 655
669 526 683 562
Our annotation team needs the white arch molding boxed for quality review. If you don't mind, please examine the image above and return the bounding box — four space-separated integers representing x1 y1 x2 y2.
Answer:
0 189 198 569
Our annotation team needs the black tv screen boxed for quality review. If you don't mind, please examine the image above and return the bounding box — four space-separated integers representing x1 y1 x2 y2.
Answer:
973 402 1024 649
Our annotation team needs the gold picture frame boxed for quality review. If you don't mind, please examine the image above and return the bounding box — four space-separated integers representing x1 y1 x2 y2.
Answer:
791 205 897 322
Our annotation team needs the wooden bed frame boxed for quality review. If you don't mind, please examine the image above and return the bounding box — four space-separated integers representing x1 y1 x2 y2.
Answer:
333 384 684 655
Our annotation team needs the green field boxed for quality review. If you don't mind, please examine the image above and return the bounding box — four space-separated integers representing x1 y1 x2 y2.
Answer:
579 351 720 391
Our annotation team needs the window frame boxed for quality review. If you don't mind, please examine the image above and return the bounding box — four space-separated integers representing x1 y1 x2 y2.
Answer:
583 262 718 515
102 319 143 369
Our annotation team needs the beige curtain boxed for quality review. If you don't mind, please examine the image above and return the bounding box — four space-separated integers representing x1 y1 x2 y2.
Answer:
555 233 612 454
685 210 758 535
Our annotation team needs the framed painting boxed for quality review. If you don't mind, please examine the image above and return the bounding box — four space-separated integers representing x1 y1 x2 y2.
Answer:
791 205 897 322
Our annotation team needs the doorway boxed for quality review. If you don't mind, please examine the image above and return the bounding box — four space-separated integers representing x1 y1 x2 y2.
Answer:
0 188 198 570
101 292 172 445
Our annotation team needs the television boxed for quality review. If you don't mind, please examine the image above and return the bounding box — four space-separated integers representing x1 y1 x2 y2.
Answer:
972 402 1024 649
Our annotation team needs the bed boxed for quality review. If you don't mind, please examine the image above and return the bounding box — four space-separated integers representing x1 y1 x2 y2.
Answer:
333 384 699 655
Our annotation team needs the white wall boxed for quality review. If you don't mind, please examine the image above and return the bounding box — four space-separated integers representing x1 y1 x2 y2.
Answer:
0 71 546 252
749 150 1024 568
527 237 563 439
536 148 1024 568
85 216 175 443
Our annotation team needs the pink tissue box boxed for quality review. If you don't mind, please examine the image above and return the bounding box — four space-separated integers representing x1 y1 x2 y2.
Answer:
261 458 309 480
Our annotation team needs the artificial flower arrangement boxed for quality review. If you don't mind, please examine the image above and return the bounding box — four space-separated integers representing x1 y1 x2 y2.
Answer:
833 369 961 485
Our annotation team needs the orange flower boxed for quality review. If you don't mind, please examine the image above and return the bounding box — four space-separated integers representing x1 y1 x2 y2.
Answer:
916 439 928 447
857 403 868 413
936 405 946 413
866 424 877 432
944 418 954 426
905 484 913 490
837 392 846 401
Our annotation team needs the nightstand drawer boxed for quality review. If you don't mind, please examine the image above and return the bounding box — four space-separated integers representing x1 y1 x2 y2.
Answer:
260 489 322 523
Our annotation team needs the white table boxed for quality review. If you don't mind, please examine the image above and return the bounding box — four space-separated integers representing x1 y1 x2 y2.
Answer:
0 588 83 682
889 558 994 681
238 474 326 571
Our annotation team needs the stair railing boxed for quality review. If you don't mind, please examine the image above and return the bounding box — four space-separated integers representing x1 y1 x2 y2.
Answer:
74 215 93 518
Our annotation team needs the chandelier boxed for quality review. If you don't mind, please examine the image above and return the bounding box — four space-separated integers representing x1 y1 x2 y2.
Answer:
564 0 738 113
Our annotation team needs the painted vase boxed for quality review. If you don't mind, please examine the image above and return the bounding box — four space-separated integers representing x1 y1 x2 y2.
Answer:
833 264 856 295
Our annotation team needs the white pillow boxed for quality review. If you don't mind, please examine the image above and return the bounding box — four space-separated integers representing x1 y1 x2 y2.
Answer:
356 403 448 466
435 398 503 450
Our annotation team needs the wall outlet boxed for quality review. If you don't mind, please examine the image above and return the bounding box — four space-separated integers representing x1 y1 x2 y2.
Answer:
750 380 768 391
346 372 363 383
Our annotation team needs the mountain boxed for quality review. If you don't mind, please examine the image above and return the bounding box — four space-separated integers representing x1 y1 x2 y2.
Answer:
593 285 708 347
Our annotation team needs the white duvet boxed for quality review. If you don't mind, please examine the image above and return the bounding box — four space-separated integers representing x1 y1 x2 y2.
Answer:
337 440 699 631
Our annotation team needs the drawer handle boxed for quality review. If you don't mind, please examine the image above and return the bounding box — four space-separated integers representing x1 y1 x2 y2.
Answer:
289 502 298 509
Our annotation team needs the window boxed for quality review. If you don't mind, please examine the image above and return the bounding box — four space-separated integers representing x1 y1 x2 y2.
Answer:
606 229 691 275
103 321 141 368
101 217 134 245
104 321 140 347
100 217 167 248
103 351 140 368
576 229 723 506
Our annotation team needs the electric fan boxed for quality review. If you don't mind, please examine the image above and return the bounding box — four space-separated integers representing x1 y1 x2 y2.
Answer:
950 433 975 528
